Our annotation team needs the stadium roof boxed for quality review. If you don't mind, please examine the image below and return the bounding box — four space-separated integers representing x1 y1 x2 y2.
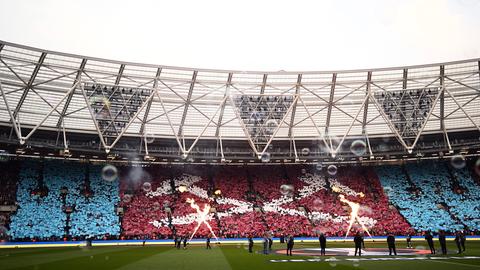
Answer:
0 40 479 159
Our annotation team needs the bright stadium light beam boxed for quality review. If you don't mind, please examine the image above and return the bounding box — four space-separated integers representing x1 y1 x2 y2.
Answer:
339 194 372 239
186 198 219 242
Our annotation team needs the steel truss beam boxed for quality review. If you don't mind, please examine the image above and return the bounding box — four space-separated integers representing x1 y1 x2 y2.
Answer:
288 74 302 138
438 65 453 152
215 73 232 138
0 81 23 143
155 88 186 154
257 95 299 158
56 59 87 128
440 66 445 130
369 84 444 153
363 71 373 157
23 81 80 142
140 68 162 135
324 73 337 136
260 74 267 94
444 87 480 132
362 72 372 133
184 96 228 156
215 73 233 160
177 71 197 140
333 94 369 155
297 96 331 154
80 79 156 153
13 52 47 119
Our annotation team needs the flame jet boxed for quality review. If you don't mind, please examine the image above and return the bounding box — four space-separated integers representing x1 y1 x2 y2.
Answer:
186 198 219 242
339 194 372 238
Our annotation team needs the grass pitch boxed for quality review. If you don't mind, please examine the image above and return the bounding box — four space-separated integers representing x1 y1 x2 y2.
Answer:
1 241 480 270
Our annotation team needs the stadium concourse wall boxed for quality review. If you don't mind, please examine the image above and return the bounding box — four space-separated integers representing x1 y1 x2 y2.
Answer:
1 236 480 249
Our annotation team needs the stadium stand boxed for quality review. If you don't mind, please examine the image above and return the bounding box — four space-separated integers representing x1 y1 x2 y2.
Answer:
9 161 67 239
375 161 480 232
69 165 120 237
4 160 480 240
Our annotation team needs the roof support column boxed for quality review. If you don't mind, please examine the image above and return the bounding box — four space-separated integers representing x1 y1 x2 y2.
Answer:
440 65 445 130
260 74 267 94
288 74 302 138
177 71 198 140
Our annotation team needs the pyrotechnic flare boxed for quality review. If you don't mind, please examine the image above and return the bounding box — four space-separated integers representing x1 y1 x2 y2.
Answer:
186 198 219 242
339 194 372 238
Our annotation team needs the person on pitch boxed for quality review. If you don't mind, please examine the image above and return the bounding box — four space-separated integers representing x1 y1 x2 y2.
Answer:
455 231 463 254
206 234 211 249
387 233 397 256
176 236 181 249
286 234 294 256
183 236 187 250
406 233 413 249
319 233 327 256
174 235 178 248
248 235 254 253
460 231 466 253
425 231 435 254
438 230 447 255
354 232 364 256
263 234 269 255
268 236 273 251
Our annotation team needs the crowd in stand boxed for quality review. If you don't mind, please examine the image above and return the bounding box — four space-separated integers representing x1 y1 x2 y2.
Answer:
376 161 480 232
8 161 120 241
1 160 480 241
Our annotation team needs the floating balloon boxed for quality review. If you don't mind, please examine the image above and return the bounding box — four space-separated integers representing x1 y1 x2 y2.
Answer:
312 198 323 211
301 148 310 156
152 202 161 211
327 165 338 176
280 184 294 196
122 194 132 203
315 163 324 171
261 152 271 163
265 119 278 133
142 182 152 192
328 257 338 267
383 186 393 195
101 165 118 182
350 140 367 156
450 155 466 169
145 132 155 144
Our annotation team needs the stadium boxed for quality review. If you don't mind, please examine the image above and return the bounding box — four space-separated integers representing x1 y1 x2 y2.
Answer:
1 1 480 269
